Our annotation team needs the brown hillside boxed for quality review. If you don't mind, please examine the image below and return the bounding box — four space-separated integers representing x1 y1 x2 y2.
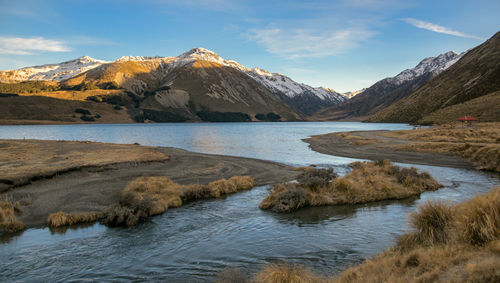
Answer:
369 31 500 124
66 58 301 121
0 95 133 124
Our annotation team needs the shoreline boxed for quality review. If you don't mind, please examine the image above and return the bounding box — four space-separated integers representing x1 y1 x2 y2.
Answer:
303 130 474 169
0 140 297 229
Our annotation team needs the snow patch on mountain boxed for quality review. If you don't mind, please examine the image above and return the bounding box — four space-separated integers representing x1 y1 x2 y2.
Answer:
388 51 464 86
174 48 346 103
0 47 345 104
342 89 365 99
115 56 162 62
0 56 108 82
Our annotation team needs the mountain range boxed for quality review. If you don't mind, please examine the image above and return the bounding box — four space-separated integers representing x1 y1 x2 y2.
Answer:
0 48 347 122
369 30 500 124
0 30 499 124
312 51 464 121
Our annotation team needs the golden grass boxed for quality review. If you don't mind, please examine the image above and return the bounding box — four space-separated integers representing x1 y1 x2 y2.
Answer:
0 139 168 187
333 187 500 283
254 187 500 282
260 160 442 212
16 89 123 101
0 200 25 233
336 132 379 146
47 211 100 228
254 263 328 283
378 123 500 172
104 176 254 227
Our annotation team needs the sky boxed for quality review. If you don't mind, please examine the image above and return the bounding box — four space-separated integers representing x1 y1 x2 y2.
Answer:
0 0 499 92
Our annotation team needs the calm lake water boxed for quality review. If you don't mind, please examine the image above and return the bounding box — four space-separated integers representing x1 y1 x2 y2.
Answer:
1 122 499 281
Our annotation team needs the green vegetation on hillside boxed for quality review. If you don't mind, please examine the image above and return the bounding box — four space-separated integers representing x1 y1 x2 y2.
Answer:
197 110 251 122
255 112 281 121
134 109 188 122
0 81 60 94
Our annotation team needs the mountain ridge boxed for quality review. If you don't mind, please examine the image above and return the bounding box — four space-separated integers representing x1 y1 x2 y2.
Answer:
312 50 464 121
368 30 500 124
0 48 346 115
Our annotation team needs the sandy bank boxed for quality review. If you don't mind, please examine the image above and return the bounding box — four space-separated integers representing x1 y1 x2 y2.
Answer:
303 130 474 169
0 140 297 228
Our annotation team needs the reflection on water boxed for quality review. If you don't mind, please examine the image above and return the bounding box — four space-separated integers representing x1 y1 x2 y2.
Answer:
0 122 499 281
0 122 411 166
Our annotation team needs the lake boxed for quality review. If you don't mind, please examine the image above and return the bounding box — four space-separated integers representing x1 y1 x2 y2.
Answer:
1 122 498 281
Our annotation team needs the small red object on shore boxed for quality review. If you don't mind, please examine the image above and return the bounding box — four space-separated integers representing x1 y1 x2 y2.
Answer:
456 115 478 127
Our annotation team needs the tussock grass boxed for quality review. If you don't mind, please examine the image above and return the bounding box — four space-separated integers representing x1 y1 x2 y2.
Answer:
379 122 500 172
47 211 100 228
254 263 327 283
255 187 500 282
454 188 500 246
104 176 254 227
333 187 500 282
260 160 441 212
0 200 25 233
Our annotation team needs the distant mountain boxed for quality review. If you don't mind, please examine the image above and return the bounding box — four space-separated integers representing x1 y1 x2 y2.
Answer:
246 69 346 115
0 48 346 123
369 31 500 124
312 51 464 121
342 89 365 99
0 56 108 82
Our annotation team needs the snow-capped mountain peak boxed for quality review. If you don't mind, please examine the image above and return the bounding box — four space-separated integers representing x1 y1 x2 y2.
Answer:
179 47 220 60
389 51 464 85
0 56 109 82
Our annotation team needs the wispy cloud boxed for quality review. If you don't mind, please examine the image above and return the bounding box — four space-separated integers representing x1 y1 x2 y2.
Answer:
247 28 375 59
0 36 71 55
402 18 484 40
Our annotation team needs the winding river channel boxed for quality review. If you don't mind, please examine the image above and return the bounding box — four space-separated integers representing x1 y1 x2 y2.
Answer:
1 122 498 281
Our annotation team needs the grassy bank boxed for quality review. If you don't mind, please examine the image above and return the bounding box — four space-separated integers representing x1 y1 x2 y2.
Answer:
224 187 500 282
259 160 442 213
334 186 500 282
378 122 500 172
0 139 169 190
47 175 254 228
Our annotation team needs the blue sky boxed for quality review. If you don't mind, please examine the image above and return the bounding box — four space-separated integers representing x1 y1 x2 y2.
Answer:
1 0 499 92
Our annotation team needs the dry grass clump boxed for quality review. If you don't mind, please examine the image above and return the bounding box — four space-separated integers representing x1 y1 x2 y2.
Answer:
260 160 441 213
259 183 310 212
258 187 500 282
296 168 337 190
454 188 500 246
254 263 327 283
0 200 25 233
104 176 254 227
332 187 500 282
47 211 101 228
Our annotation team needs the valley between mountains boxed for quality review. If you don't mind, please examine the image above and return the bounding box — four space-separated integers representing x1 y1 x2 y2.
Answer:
1 30 498 125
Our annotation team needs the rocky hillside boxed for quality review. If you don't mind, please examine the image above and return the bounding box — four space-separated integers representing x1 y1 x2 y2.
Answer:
369 31 500 124
312 51 464 121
